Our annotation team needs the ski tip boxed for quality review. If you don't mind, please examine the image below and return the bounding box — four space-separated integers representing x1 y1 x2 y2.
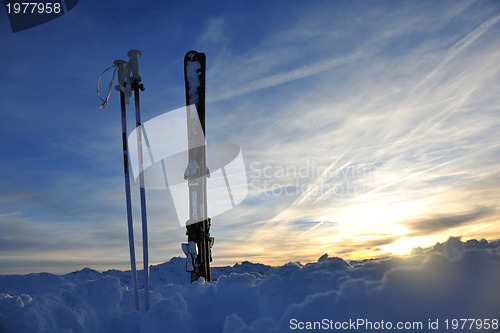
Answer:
184 50 206 62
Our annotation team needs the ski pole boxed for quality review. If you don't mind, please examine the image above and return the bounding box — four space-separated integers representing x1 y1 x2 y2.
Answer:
107 60 139 311
114 60 140 311
120 89 141 311
128 49 150 312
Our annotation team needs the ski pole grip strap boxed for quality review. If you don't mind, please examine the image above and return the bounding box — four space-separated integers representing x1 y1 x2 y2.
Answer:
97 65 118 111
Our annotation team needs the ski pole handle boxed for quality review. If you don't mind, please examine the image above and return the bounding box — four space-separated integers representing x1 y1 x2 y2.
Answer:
127 49 142 82
113 60 130 90
113 59 132 104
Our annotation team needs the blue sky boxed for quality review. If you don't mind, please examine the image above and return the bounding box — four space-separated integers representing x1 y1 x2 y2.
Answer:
1 0 499 274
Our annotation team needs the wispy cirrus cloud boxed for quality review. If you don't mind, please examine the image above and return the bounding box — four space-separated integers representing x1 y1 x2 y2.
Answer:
410 12 500 96
2 0 499 273
199 17 227 46
210 51 363 102
206 3 500 264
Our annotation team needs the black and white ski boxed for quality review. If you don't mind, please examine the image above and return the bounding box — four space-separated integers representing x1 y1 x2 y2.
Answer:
182 50 212 282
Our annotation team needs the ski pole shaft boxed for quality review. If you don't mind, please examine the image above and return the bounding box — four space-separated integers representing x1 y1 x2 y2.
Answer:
119 90 140 311
133 81 150 312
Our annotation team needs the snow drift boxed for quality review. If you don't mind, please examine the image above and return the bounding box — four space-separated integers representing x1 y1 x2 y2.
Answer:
1 237 499 333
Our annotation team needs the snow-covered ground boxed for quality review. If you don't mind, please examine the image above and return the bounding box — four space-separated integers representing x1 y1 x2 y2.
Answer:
1 237 499 333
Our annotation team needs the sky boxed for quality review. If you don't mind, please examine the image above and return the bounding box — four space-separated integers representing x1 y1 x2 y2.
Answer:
0 0 499 274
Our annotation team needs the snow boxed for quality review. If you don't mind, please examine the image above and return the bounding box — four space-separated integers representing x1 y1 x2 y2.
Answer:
1 237 499 333
186 59 201 104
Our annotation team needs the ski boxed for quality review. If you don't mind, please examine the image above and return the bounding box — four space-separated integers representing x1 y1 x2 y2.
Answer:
182 50 212 282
